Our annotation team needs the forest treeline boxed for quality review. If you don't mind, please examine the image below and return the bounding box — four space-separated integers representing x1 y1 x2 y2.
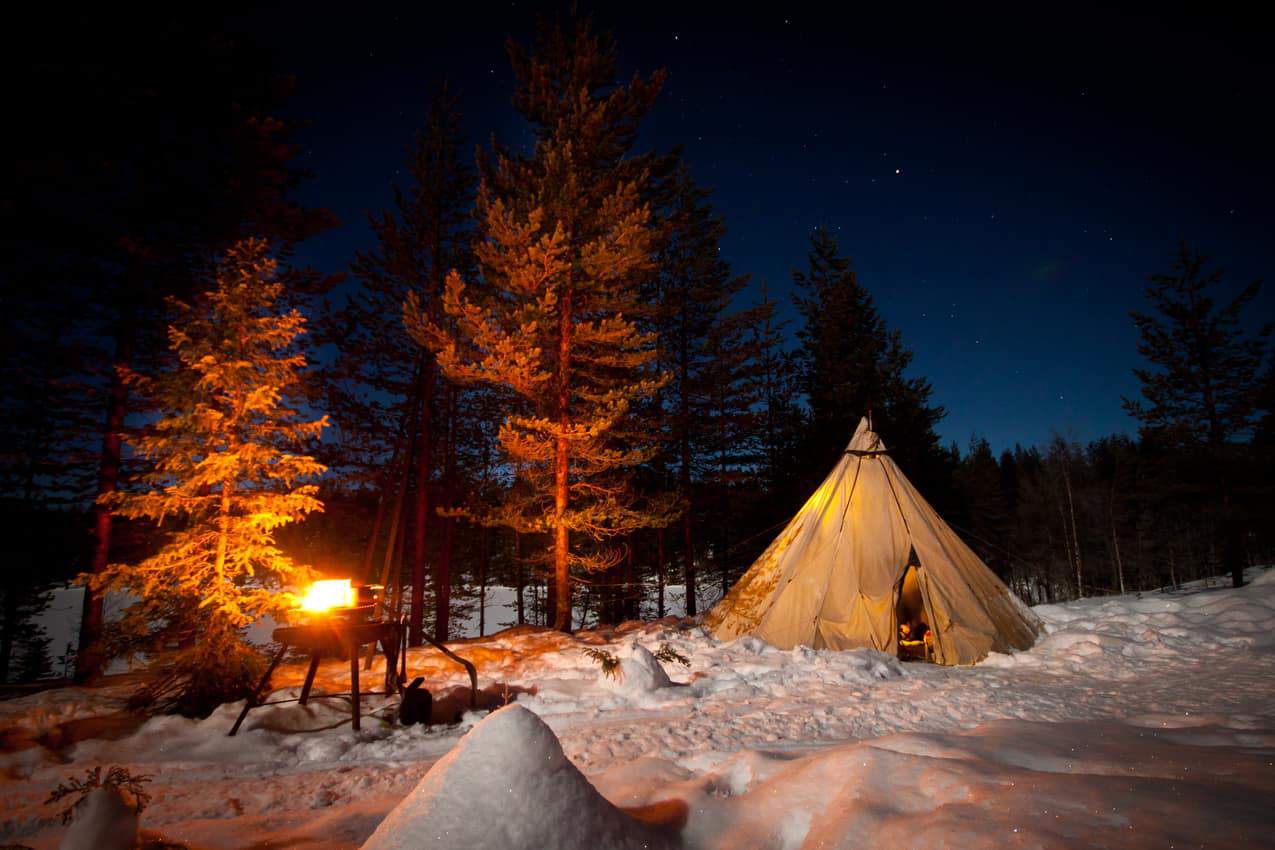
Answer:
4 12 1272 696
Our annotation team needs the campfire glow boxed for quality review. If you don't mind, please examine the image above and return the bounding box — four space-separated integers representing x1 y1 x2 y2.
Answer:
299 578 356 612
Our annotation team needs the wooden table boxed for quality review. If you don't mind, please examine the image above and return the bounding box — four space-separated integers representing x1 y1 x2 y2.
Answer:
228 618 404 736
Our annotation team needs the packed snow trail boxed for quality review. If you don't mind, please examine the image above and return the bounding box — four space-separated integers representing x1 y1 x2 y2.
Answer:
1 569 1272 848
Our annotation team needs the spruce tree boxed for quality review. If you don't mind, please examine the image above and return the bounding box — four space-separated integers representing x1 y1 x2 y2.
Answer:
654 165 742 615
699 305 767 595
93 239 327 714
1125 241 1269 446
406 17 671 630
1123 241 1270 587
956 437 1012 579
753 280 801 498
793 227 947 492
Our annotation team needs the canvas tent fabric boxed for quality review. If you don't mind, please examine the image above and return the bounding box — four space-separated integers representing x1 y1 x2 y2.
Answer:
706 418 1041 664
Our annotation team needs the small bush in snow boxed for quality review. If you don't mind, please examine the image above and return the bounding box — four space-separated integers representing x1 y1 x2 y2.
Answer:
653 644 690 667
46 766 152 824
583 647 621 680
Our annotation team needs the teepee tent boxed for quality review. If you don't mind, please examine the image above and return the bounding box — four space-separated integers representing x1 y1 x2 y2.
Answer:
706 417 1041 664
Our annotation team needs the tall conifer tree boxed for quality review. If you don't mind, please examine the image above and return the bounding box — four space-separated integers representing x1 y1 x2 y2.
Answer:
655 166 741 615
406 17 671 630
699 305 766 594
793 227 947 494
329 87 472 644
1124 241 1270 587
93 240 326 714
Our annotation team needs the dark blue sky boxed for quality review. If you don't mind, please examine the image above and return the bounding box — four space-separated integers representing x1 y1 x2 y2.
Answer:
252 3 1273 453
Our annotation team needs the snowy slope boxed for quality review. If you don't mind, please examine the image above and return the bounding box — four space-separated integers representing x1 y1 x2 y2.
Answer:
2 568 1272 849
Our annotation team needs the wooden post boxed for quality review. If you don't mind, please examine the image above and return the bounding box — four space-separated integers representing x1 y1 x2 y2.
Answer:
299 653 322 705
349 640 361 731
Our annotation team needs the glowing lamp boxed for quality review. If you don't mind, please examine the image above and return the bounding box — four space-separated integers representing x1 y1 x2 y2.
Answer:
299 579 356 613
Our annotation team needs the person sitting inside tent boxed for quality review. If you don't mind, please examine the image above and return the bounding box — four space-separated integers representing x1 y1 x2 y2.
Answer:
898 619 933 661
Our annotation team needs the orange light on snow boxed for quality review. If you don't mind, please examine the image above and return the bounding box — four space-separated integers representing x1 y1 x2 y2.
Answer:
299 579 356 612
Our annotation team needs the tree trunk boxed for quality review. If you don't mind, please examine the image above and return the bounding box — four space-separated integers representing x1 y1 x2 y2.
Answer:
679 324 696 617
77 326 133 682
515 530 525 625
388 501 409 622
478 525 489 637
623 534 636 621
552 286 572 632
1063 466 1082 597
1220 481 1244 588
656 527 666 618
1109 483 1126 595
360 374 419 583
682 510 695 616
718 433 729 597
366 411 416 670
360 487 389 581
410 356 435 646
213 482 233 599
0 593 17 684
434 385 457 643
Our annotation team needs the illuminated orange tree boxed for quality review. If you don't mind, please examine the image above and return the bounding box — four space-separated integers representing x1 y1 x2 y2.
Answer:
92 239 326 714
406 18 673 630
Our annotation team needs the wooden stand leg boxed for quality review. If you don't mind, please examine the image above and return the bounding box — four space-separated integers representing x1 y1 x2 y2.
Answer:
299 652 322 705
229 643 288 737
399 622 408 690
350 641 361 731
381 628 401 696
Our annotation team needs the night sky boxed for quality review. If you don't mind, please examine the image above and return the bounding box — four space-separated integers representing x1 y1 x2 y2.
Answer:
244 4 1273 453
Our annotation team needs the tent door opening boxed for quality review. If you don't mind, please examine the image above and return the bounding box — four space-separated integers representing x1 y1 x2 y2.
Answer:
895 549 933 661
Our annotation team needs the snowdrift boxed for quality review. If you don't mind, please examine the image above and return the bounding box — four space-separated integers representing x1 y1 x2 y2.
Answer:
361 704 677 850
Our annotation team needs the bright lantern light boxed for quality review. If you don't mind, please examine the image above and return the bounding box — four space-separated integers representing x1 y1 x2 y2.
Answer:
299 579 355 612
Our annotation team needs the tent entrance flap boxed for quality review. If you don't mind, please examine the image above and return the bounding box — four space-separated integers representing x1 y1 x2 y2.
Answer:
895 562 928 634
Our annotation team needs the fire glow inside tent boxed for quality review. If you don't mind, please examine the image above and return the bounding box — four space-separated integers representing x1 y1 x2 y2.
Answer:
706 417 1041 664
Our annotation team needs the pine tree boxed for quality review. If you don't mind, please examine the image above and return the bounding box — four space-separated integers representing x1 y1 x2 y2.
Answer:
92 239 327 715
1 579 53 683
654 166 742 615
699 305 766 595
793 227 948 494
753 280 801 498
406 17 671 630
15 627 54 682
329 86 473 644
1123 241 1270 587
956 437 1012 579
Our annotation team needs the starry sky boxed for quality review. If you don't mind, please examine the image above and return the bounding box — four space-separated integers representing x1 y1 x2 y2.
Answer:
244 3 1274 453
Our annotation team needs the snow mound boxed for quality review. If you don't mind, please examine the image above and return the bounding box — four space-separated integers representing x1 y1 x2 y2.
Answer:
360 704 677 850
58 786 138 850
598 643 674 696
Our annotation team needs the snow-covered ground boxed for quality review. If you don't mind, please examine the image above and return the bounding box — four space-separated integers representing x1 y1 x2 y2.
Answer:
3 569 1273 848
